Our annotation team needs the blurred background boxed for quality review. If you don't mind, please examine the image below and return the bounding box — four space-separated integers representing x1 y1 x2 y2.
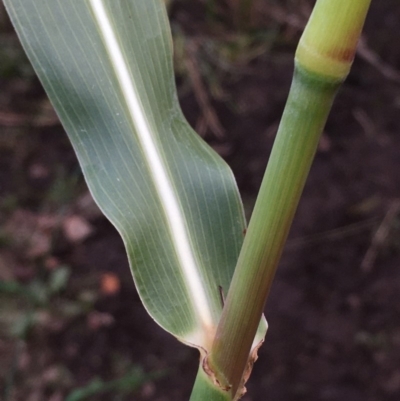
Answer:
1 0 400 400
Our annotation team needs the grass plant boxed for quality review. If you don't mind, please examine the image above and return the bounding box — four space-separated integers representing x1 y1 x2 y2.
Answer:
2 0 372 399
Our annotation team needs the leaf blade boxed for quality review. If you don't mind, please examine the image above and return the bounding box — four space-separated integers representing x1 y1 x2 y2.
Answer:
89 0 215 336
4 0 249 347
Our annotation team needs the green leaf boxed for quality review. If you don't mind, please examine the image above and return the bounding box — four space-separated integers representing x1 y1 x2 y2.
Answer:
3 0 265 349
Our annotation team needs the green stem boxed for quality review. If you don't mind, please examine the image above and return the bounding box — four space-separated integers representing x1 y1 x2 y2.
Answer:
189 1 372 398
189 364 231 401
209 66 341 396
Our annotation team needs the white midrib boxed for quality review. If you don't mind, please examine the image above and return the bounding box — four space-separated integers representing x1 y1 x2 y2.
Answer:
89 0 213 336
